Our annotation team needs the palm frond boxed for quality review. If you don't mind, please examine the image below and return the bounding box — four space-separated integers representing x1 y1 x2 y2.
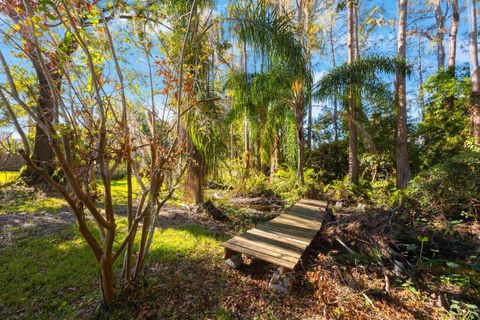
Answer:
314 55 410 102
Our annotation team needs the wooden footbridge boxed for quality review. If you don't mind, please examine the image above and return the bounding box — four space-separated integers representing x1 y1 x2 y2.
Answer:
221 199 327 292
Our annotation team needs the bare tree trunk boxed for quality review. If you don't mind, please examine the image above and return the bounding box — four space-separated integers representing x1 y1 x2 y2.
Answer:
329 22 339 142
418 36 425 118
395 0 411 189
445 0 459 110
259 50 267 173
448 0 459 74
230 123 234 159
307 64 313 150
347 0 359 183
434 0 446 71
354 0 360 59
470 0 480 143
243 117 250 176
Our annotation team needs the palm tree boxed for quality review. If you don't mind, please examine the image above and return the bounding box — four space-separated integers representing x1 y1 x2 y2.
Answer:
315 55 410 179
228 0 310 183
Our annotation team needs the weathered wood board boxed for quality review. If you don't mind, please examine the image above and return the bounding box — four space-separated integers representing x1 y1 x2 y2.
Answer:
221 199 327 270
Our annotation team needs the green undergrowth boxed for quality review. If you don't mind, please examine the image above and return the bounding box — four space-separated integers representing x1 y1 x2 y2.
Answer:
215 163 322 203
0 217 223 319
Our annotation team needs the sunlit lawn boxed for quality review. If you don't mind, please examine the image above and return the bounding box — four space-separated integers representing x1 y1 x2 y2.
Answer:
0 195 68 214
0 217 224 319
0 171 19 185
0 174 227 317
0 177 143 214
0 170 67 214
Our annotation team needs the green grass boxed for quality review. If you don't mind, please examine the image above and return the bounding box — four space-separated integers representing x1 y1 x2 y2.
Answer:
0 195 67 214
108 178 141 204
0 175 226 317
0 177 141 214
0 217 223 319
0 171 19 185
0 225 98 319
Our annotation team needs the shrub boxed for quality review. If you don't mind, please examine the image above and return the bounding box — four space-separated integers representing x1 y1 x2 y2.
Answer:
324 177 370 205
219 159 268 196
367 179 404 208
305 141 348 182
111 163 128 180
270 167 322 202
324 176 404 208
407 151 480 217
414 69 471 169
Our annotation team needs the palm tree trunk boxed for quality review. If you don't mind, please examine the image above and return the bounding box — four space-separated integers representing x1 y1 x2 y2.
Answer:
470 0 480 144
395 0 411 189
258 49 267 173
17 25 80 186
270 131 280 180
185 144 205 204
295 102 305 183
307 100 313 149
242 39 251 176
347 0 359 183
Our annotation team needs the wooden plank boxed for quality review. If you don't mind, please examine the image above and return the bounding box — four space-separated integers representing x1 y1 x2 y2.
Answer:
284 206 324 218
256 224 315 243
246 228 311 246
298 199 328 208
290 202 324 211
221 198 327 270
222 241 297 269
276 210 321 221
240 229 307 250
226 234 303 260
272 214 322 229
266 221 319 237
260 223 318 240
284 208 325 220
